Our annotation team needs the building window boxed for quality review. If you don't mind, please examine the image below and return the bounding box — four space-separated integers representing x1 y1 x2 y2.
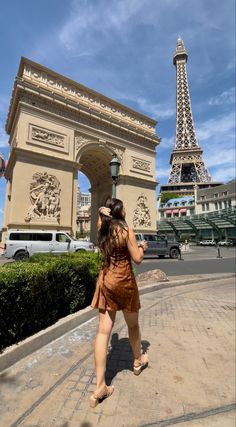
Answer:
160 212 164 217
213 193 218 198
223 200 227 209
202 203 205 211
181 212 187 216
222 191 228 197
219 201 222 209
206 203 209 211
166 213 172 218
228 199 232 207
214 202 218 210
200 195 206 200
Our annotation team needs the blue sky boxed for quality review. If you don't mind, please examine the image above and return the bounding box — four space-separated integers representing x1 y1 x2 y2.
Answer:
0 0 235 227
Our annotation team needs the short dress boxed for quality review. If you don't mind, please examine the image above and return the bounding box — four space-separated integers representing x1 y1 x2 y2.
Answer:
91 244 141 312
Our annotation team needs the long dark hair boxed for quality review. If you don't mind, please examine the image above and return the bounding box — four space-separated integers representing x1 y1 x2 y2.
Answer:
97 198 127 263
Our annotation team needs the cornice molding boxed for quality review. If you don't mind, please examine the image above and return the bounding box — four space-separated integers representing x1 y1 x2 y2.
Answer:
7 89 159 151
6 57 160 147
5 147 79 179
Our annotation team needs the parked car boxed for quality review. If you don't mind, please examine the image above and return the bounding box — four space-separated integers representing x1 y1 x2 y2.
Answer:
135 232 181 259
218 240 234 246
198 240 216 246
4 229 95 260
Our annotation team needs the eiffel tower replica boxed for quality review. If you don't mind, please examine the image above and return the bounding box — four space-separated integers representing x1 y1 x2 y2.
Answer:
159 38 222 198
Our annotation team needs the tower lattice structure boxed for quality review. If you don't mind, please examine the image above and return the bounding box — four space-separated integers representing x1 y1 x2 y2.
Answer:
168 38 211 185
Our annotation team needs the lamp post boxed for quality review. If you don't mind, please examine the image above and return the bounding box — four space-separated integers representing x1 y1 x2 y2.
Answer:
109 153 121 199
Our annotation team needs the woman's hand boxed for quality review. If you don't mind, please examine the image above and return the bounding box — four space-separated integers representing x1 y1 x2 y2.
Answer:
99 206 111 217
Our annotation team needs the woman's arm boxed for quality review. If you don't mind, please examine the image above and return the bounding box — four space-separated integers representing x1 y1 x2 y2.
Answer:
127 227 147 264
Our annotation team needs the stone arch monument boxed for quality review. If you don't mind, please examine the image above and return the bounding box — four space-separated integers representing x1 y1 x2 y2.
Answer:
2 57 160 242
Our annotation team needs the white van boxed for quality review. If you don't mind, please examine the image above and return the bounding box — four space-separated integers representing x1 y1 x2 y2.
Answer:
4 229 94 260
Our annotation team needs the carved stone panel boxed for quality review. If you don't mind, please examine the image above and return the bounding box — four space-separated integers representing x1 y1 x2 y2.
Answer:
132 157 151 173
27 124 69 153
25 172 61 223
133 194 151 228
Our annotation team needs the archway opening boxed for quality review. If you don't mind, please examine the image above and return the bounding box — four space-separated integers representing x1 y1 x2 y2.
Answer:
77 146 113 242
76 171 91 239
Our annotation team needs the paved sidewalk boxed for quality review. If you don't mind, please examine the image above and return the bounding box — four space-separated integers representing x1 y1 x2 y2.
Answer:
0 276 235 427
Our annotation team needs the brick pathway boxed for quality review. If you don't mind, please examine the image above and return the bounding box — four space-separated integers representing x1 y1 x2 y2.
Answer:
0 277 235 427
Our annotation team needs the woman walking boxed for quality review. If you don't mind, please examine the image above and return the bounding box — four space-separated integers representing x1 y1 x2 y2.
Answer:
89 198 148 408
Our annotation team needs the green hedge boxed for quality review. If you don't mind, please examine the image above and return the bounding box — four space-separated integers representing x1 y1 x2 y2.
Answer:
0 252 101 351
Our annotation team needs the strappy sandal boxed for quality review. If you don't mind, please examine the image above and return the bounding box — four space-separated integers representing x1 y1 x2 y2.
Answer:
133 353 148 376
89 384 114 408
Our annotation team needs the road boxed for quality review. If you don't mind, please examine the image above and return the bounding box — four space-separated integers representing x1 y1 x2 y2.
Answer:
135 245 235 276
0 246 235 277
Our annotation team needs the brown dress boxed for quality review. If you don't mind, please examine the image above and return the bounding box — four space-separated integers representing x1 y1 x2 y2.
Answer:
91 243 141 312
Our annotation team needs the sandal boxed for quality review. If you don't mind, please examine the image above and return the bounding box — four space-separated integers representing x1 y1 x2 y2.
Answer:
133 353 148 376
89 384 114 408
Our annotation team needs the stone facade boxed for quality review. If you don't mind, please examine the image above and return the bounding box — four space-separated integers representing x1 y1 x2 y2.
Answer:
2 57 160 243
195 180 236 214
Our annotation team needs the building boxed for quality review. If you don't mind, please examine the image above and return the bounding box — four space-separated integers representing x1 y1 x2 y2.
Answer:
195 179 235 214
157 196 195 220
77 186 91 209
157 180 236 243
76 186 91 237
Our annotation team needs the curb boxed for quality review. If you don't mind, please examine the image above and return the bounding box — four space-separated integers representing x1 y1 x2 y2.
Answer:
0 273 235 373
139 272 236 295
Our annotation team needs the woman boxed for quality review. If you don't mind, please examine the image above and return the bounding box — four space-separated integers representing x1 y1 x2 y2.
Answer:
89 198 148 408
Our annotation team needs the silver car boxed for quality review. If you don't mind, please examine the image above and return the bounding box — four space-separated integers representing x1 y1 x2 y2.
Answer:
218 240 234 246
4 230 94 260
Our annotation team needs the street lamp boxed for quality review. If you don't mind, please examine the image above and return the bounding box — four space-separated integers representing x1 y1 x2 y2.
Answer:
109 153 121 198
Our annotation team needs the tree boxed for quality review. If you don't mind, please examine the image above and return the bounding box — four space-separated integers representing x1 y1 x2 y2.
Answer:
160 192 181 204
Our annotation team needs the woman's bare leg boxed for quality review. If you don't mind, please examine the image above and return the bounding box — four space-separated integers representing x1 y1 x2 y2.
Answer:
94 309 116 391
123 311 142 364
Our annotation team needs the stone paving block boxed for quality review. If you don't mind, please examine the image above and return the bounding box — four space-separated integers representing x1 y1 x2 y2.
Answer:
0 278 235 427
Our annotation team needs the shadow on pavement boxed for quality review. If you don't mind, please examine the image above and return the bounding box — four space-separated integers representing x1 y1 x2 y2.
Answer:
105 332 150 385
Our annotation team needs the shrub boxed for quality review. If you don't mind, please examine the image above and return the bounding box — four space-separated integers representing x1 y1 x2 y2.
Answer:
0 252 101 351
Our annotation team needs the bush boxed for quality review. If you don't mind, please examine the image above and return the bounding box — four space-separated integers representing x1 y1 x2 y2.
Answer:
0 252 101 351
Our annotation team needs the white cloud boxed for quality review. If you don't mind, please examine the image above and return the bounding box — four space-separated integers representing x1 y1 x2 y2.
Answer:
135 97 175 120
159 136 174 149
114 91 175 120
196 112 235 182
208 87 235 106
210 166 236 182
59 0 145 54
196 112 235 145
155 166 171 180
